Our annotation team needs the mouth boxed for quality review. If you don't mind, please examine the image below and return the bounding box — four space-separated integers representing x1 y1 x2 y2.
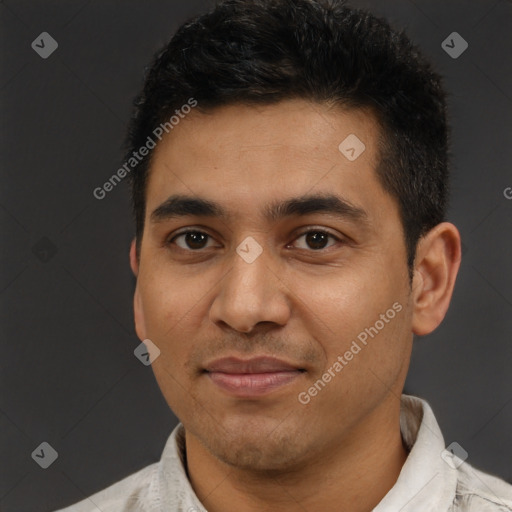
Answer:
204 356 306 397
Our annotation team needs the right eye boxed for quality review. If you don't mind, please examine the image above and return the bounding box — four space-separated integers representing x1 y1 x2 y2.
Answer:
168 230 219 251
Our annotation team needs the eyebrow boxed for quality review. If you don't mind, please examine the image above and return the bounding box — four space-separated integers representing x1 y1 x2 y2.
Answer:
150 193 368 224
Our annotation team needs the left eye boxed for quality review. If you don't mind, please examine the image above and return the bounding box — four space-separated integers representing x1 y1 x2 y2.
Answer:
292 230 339 250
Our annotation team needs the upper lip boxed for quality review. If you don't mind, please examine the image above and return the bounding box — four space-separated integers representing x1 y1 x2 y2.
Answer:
204 356 302 374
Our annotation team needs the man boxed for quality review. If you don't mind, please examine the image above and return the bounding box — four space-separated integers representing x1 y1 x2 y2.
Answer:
57 0 512 510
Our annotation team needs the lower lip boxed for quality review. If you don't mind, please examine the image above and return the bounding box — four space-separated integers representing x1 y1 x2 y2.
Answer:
206 371 303 397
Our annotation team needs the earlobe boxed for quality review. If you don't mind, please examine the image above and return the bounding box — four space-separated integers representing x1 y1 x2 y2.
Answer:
129 238 147 340
411 222 461 336
133 285 148 341
129 239 139 277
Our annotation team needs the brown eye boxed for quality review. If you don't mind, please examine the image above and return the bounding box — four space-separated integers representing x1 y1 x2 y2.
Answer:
293 230 339 251
173 231 212 250
305 232 329 249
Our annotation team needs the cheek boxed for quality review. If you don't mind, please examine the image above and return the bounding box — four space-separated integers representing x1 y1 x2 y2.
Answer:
293 264 410 370
138 272 203 374
140 266 203 329
293 268 392 334
139 273 205 412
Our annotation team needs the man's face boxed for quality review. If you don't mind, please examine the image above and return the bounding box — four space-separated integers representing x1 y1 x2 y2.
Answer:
132 99 414 471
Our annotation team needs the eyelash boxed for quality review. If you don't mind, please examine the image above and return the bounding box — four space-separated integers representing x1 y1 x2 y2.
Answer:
166 228 344 252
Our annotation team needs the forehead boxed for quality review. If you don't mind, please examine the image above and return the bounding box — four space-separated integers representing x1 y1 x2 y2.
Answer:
144 99 391 222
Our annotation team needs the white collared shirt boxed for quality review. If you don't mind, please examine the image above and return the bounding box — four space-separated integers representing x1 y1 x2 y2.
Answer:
55 395 512 511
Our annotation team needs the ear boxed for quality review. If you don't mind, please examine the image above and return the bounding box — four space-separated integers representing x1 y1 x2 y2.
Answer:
130 239 147 341
411 222 461 336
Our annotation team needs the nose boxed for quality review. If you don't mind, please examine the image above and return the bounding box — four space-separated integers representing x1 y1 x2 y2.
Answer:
209 241 291 334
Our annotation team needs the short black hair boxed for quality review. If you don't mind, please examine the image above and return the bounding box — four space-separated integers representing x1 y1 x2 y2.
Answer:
126 0 450 274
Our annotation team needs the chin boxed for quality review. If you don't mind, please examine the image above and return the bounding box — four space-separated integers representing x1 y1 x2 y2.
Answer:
193 414 309 473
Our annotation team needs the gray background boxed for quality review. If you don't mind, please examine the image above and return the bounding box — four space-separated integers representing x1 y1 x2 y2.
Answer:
1 1 511 511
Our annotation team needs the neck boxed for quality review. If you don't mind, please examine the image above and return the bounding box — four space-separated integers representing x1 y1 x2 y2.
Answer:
185 396 408 512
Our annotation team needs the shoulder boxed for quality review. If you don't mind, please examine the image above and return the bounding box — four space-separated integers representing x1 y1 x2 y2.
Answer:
452 463 512 511
53 424 188 512
54 462 158 512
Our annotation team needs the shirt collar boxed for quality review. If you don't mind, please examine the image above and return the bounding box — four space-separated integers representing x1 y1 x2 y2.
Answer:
373 394 458 511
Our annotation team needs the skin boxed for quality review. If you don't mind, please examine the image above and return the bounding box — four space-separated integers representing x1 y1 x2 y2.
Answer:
129 99 461 512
